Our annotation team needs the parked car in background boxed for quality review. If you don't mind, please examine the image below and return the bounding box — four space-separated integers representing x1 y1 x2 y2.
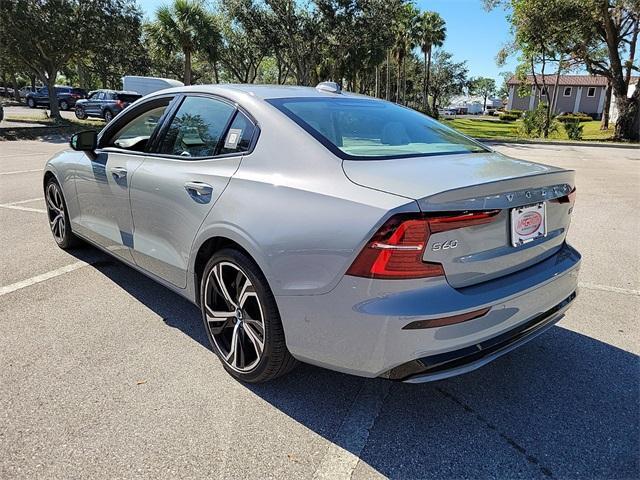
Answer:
0 87 16 98
0 103 4 122
75 89 142 122
122 76 183 96
19 86 36 99
438 108 457 118
43 83 580 384
26 86 87 110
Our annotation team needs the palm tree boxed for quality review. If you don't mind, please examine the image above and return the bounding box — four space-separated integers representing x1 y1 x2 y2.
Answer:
146 0 216 85
392 4 419 104
417 11 446 113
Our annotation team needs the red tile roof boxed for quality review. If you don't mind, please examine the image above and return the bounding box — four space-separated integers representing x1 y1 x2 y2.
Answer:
507 75 610 86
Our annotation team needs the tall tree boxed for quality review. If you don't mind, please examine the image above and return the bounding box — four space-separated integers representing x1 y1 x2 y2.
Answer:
417 11 446 112
0 0 117 118
146 0 218 85
428 51 469 115
392 3 419 103
469 76 497 110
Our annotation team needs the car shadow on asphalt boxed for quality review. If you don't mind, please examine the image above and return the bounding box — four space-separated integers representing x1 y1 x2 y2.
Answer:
70 246 640 479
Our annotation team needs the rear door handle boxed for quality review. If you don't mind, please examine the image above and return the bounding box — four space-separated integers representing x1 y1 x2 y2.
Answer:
184 181 213 197
111 167 127 179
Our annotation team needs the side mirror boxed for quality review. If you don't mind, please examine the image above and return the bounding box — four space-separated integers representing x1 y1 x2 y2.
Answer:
70 130 97 151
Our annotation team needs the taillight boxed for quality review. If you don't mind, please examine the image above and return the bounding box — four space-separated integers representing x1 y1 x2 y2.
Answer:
346 210 500 280
115 100 124 108
551 187 576 204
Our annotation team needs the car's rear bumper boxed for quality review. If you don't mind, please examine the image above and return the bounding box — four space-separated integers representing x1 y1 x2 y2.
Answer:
383 291 576 382
276 242 580 379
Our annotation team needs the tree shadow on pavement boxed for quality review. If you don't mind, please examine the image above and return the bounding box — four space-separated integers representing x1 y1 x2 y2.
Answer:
71 246 640 480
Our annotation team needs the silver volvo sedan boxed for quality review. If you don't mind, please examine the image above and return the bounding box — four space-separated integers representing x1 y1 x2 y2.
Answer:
43 83 580 383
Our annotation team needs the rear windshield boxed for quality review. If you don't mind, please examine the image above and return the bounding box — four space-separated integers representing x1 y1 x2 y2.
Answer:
116 93 142 102
267 97 488 160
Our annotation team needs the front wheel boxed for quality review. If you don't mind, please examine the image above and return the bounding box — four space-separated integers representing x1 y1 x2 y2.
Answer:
27 98 36 108
103 109 114 123
75 106 86 119
200 248 297 383
45 178 80 249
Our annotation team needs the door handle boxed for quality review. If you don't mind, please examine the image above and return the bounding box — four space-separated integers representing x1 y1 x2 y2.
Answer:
184 181 213 197
111 167 127 179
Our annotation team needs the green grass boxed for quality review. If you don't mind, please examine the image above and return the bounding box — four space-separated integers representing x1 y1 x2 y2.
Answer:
443 117 615 142
5 114 103 128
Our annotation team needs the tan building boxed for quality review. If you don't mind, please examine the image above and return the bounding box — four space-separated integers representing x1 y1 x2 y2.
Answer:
507 75 608 119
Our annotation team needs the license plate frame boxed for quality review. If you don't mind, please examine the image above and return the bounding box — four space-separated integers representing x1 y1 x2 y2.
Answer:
510 202 547 247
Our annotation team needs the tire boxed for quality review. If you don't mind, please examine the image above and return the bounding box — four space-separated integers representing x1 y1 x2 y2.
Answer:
59 100 69 111
103 109 114 123
75 106 86 119
44 177 80 249
200 248 297 383
27 97 36 108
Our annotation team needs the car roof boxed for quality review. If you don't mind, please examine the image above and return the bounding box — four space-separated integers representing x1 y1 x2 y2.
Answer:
155 84 369 101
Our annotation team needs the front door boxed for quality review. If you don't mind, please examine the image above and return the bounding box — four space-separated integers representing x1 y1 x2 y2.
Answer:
129 95 257 288
73 99 172 262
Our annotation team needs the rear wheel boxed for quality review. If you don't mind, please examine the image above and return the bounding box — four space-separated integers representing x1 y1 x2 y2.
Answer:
59 100 69 111
103 109 114 123
45 178 80 249
200 248 297 383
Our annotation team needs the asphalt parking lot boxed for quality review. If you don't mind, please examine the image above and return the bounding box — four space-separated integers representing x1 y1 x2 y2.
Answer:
1 138 638 479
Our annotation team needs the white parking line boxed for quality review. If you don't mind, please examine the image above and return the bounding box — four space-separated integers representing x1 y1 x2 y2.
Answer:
7 197 44 205
0 261 89 296
312 380 391 480
0 197 46 213
579 282 640 297
0 168 42 175
0 204 46 213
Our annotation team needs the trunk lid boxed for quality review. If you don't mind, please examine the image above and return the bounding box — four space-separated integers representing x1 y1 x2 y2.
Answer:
343 152 576 287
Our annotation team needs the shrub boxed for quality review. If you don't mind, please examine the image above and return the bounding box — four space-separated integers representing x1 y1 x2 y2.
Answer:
508 109 524 117
519 104 559 138
499 112 520 122
563 120 584 140
556 113 592 123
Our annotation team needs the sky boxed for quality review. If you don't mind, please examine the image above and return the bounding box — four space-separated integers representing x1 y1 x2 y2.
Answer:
136 0 518 84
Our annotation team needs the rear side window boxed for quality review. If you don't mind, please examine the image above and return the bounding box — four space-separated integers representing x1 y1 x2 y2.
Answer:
159 96 235 158
219 111 256 155
267 98 488 160
117 93 141 103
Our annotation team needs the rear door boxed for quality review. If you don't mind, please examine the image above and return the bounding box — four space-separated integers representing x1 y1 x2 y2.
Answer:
129 94 257 288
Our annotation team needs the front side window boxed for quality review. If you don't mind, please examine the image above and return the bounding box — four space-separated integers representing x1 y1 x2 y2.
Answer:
108 103 169 151
267 98 488 160
158 96 235 158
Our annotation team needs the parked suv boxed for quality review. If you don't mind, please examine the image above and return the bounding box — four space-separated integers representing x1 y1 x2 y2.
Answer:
25 86 87 110
74 89 141 123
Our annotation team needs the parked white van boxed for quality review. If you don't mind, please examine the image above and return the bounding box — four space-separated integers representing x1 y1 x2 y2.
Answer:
122 76 184 96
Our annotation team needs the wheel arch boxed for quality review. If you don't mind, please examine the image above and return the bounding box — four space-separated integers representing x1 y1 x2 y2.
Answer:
191 232 271 306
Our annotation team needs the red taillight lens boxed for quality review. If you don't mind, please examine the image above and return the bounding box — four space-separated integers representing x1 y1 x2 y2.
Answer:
115 100 124 107
346 210 500 280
